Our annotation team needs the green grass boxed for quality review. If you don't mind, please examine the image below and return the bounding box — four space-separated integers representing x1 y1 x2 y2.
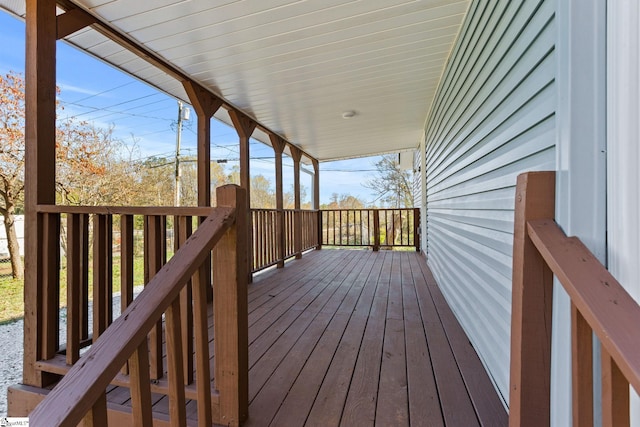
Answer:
0 255 148 325
0 276 25 324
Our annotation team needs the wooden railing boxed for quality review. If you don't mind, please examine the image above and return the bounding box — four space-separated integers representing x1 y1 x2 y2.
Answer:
28 185 249 426
251 209 319 273
320 208 420 251
510 172 640 427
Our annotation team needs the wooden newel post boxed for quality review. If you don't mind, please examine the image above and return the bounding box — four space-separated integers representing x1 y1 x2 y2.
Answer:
214 184 249 426
509 171 555 427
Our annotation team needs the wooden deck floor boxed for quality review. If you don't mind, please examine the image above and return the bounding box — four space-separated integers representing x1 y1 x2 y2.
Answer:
242 249 507 427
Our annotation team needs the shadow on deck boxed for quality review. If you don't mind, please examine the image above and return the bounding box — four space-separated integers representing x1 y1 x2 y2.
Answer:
243 249 507 426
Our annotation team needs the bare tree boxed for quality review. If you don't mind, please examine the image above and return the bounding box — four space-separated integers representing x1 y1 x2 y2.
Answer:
364 154 413 208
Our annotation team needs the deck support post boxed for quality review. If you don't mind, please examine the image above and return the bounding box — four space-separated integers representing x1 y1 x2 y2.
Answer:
214 185 249 426
23 0 58 389
183 82 223 302
229 111 256 282
270 135 287 267
373 212 381 251
312 159 321 250
290 146 303 259
182 81 223 207
509 171 555 427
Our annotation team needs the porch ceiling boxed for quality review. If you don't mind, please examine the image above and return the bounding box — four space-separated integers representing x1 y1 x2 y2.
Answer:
1 0 469 162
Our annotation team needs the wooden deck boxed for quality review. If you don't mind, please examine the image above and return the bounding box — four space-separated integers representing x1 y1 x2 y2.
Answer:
242 249 506 426
68 248 508 425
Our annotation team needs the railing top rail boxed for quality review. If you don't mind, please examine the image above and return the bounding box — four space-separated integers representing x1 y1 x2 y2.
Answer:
250 208 318 213
319 207 417 212
29 206 236 426
37 204 217 216
527 218 640 394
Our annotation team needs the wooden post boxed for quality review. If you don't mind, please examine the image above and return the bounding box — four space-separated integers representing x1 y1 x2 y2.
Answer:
509 171 555 427
414 208 421 252
290 146 303 259
24 0 58 387
182 81 223 207
214 185 249 426
312 159 322 250
229 110 256 282
270 135 287 267
183 82 223 301
373 210 380 251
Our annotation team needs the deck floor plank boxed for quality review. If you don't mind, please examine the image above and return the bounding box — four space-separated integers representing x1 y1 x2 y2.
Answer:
410 253 481 426
403 253 444 426
269 250 379 427
376 252 409 427
245 251 376 426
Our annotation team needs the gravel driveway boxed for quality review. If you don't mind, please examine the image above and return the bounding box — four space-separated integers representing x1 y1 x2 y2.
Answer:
0 288 139 417
0 317 24 417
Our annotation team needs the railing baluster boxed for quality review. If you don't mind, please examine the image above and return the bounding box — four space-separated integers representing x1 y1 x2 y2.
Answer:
193 261 212 426
82 391 108 427
80 213 90 341
177 215 194 384
93 214 108 341
67 213 81 365
42 212 60 360
601 347 630 427
146 215 164 380
130 340 153 427
166 296 187 425
120 214 135 373
571 303 593 427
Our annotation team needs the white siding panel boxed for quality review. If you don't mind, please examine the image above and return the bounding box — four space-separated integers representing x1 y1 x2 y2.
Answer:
423 0 556 406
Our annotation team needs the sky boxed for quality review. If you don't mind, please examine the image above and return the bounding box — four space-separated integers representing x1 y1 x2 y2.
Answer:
0 10 384 205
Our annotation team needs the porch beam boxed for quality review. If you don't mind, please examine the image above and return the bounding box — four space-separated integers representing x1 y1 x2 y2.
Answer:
56 7 97 39
182 81 223 207
290 146 303 259
24 0 58 388
54 1 316 165
270 135 287 268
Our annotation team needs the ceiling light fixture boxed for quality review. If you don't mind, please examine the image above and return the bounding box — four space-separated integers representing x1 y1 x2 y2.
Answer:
342 110 357 119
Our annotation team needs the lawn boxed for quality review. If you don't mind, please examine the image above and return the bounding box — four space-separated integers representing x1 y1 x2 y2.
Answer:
0 255 147 325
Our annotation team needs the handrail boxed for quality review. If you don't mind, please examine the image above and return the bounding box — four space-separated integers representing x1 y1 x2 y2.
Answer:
527 219 640 393
509 171 640 427
29 185 247 426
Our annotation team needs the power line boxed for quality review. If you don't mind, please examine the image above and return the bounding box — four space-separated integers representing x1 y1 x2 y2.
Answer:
67 81 137 104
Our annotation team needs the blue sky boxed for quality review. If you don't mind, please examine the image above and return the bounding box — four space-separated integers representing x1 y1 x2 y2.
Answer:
0 11 382 205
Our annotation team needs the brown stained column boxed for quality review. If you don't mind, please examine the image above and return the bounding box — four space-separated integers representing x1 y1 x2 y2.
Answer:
182 81 223 207
312 158 321 249
290 146 303 259
229 110 256 280
24 0 58 387
509 171 555 427
269 135 286 267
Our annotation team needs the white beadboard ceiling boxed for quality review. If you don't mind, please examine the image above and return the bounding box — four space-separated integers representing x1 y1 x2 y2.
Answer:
1 0 470 162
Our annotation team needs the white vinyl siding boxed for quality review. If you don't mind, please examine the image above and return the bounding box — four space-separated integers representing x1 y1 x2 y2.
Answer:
423 0 556 405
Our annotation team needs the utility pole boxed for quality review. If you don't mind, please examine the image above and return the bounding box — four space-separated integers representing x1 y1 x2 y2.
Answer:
174 101 189 206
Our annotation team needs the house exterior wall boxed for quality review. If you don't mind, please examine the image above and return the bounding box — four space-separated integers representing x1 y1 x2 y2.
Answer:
421 0 556 405
607 0 640 422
